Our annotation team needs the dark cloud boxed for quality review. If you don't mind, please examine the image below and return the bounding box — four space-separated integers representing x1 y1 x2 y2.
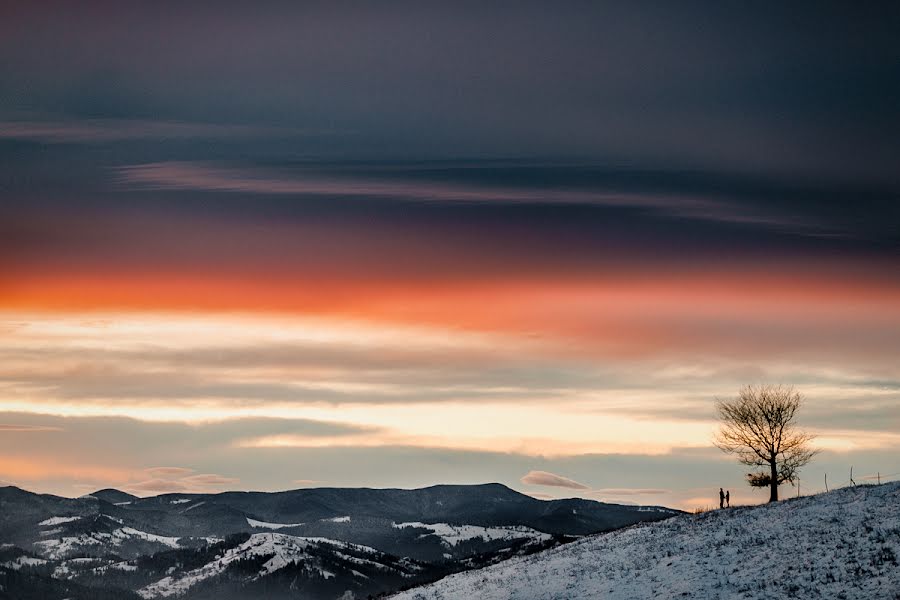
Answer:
114 161 847 235
1 2 898 181
0 119 318 144
3 159 897 291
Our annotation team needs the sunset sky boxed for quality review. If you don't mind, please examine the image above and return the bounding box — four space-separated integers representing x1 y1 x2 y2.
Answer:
1 2 899 510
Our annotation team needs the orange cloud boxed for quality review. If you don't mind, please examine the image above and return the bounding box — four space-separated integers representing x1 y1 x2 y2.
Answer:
126 472 240 494
0 455 132 483
4 270 898 366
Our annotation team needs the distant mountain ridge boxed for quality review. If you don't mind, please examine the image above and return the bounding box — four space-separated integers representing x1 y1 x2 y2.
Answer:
90 488 140 505
0 482 680 599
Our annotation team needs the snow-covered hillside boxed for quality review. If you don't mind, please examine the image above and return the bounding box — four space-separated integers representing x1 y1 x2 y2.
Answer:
32 515 185 560
393 482 900 600
138 533 399 598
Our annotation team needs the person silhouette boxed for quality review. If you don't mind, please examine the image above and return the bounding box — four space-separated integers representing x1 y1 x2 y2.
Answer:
719 487 725 509
725 490 730 508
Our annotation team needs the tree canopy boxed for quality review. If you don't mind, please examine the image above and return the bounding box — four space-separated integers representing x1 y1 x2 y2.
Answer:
714 384 818 502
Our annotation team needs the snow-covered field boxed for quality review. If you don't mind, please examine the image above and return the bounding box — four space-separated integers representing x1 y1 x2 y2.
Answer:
393 482 900 600
392 522 552 548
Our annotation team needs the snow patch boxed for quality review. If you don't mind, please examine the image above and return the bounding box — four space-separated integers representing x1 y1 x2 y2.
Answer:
324 515 351 523
636 506 678 513
391 522 551 547
2 556 49 569
38 515 81 526
246 517 304 529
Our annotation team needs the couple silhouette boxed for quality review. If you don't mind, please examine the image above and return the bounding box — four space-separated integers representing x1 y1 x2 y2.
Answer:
719 488 730 508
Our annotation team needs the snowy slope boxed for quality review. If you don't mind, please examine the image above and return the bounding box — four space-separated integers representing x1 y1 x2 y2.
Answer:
138 532 417 598
393 482 900 600
32 515 183 560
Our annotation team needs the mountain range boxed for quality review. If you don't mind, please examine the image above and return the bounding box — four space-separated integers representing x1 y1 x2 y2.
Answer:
0 483 678 599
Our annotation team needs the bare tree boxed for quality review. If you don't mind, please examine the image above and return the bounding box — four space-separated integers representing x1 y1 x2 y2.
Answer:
714 384 818 502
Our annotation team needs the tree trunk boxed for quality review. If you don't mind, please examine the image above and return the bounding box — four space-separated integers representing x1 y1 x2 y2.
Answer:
769 458 778 502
